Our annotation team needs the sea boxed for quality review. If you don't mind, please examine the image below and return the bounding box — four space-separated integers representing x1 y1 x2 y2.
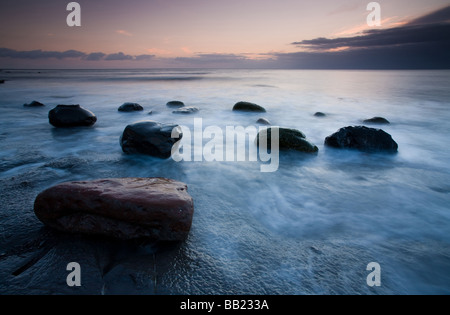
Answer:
0 69 449 294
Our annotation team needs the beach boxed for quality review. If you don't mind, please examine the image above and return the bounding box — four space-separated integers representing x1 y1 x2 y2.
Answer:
0 69 449 294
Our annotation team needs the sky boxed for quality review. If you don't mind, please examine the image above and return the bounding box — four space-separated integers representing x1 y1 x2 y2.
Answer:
0 0 449 69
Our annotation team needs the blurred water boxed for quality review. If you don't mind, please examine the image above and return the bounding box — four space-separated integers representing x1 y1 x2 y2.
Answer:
0 69 449 294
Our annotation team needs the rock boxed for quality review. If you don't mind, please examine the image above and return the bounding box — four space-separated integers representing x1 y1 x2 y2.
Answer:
324 126 398 153
34 178 194 241
0 80 4 84
257 118 271 125
120 121 182 159
314 112 326 117
24 101 45 107
233 101 266 113
172 107 199 114
148 111 153 115
118 103 144 112
166 101 185 108
256 127 318 153
363 117 390 124
48 105 97 128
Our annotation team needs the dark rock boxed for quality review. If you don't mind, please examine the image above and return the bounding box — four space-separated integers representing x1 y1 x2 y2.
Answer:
48 105 97 128
172 107 199 114
34 178 194 241
233 101 266 113
363 117 390 124
256 127 318 153
0 80 5 84
118 103 144 112
257 118 271 125
314 112 326 117
24 101 45 107
120 121 182 159
166 101 185 108
324 126 398 153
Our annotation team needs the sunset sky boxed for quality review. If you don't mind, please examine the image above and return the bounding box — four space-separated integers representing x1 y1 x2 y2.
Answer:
0 0 449 68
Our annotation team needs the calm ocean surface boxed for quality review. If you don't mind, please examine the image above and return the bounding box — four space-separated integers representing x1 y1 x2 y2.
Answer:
0 69 449 294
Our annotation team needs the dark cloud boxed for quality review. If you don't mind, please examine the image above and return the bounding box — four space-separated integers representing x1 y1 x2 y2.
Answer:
292 23 450 50
174 53 249 66
0 48 86 59
84 52 106 61
286 5 450 69
104 52 134 61
135 54 155 61
276 40 450 69
408 5 450 25
195 53 247 61
153 52 278 69
0 49 155 63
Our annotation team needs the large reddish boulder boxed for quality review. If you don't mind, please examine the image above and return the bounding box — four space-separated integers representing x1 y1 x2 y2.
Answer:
34 178 194 241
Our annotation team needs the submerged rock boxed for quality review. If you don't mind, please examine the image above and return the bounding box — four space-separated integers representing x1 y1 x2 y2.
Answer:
34 178 194 241
118 103 144 112
172 107 199 114
314 112 326 117
120 121 182 159
325 126 398 153
256 127 318 153
24 101 45 107
48 105 97 128
233 101 266 113
257 118 271 125
363 117 390 124
166 101 185 108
